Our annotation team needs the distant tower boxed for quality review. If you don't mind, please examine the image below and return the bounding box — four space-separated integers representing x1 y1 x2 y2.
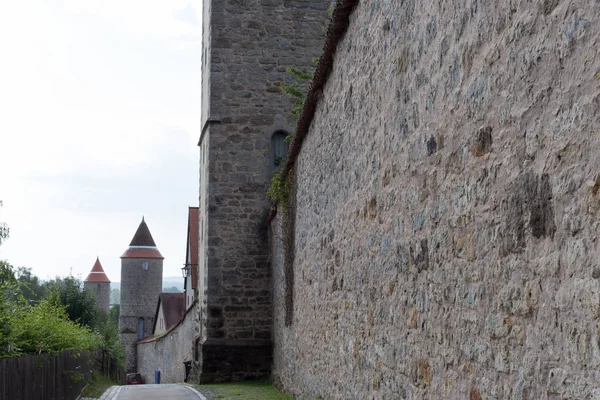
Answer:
119 217 164 372
83 257 111 312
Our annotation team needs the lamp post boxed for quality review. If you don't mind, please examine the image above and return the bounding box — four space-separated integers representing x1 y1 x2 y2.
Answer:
181 263 198 278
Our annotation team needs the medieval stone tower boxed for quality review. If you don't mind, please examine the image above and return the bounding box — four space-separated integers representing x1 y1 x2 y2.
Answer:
196 0 329 381
119 217 163 372
83 257 110 312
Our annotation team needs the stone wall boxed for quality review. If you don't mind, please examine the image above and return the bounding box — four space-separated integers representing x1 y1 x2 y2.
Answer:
196 0 330 381
137 303 198 384
272 0 600 398
83 281 110 312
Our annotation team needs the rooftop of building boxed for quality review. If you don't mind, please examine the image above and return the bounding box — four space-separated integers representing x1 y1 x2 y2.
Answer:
84 257 111 283
154 292 186 333
121 217 164 259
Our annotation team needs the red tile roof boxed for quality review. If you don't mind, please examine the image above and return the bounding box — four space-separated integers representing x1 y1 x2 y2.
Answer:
187 207 199 289
120 248 164 259
121 217 164 259
153 292 185 333
138 298 198 344
84 257 111 283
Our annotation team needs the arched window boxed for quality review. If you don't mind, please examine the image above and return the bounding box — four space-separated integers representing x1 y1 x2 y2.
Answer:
137 318 145 340
271 131 289 168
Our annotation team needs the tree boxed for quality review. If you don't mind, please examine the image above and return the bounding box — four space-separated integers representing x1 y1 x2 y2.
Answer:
0 200 8 247
0 260 18 354
7 300 98 355
95 307 124 374
0 263 116 359
0 209 122 364
0 263 86 357
15 267 46 304
0 260 15 285
109 304 120 325
46 275 97 328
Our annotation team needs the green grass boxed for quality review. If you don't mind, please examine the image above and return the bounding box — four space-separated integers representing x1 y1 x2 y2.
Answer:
80 372 118 398
195 381 293 400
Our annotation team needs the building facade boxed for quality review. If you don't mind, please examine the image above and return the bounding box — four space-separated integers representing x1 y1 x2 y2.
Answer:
196 0 330 381
119 218 164 372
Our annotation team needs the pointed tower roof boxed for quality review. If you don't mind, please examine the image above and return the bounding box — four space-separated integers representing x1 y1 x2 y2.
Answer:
129 217 157 247
84 257 111 283
121 217 164 259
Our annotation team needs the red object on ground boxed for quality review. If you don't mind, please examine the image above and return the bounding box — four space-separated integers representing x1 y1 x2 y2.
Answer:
126 373 143 385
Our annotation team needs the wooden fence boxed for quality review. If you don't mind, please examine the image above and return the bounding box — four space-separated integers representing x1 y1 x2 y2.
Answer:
0 349 92 400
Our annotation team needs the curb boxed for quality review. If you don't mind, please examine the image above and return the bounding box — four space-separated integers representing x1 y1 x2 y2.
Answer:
100 386 123 400
78 385 121 400
182 383 208 400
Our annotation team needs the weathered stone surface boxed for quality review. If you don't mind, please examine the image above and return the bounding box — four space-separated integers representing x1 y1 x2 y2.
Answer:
271 0 600 399
137 305 198 384
83 281 110 313
120 257 163 372
199 340 272 383
196 0 329 381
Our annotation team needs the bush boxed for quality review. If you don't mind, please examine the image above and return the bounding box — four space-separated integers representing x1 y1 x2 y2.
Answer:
8 300 98 355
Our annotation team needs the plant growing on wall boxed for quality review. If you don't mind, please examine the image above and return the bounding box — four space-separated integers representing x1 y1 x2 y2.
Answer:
281 67 313 118
268 2 335 205
268 68 311 204
267 172 291 211
269 59 319 204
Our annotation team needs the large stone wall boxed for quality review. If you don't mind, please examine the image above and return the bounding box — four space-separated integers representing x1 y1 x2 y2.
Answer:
137 303 198 384
272 0 600 398
196 0 330 381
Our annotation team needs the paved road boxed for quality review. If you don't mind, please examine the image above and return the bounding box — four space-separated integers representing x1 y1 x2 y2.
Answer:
101 384 206 400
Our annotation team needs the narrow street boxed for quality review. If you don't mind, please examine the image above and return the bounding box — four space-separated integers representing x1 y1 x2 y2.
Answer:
102 384 206 400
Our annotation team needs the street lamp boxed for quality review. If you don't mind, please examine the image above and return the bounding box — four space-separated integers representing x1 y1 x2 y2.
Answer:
181 263 198 278
181 264 190 278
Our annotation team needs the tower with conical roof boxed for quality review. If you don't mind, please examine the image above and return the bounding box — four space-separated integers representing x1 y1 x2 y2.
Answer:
119 217 164 372
83 257 111 312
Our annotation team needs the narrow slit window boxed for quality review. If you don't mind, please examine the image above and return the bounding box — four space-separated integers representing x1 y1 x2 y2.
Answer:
271 131 289 168
137 318 145 340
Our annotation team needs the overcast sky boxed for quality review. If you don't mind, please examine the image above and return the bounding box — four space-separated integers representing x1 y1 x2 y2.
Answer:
0 0 202 282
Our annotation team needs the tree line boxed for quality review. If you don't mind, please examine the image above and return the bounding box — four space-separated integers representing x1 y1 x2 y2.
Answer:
0 201 123 371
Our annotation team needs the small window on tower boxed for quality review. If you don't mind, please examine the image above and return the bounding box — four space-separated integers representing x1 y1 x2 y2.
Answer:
137 318 144 340
142 261 149 270
271 130 289 168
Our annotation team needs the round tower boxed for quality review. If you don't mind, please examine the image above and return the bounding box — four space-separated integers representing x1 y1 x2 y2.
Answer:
119 217 164 372
83 257 111 312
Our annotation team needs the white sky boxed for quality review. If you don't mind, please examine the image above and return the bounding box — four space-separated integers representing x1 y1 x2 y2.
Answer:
0 0 202 282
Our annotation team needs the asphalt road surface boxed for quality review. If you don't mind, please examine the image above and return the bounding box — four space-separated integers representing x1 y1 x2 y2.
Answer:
102 384 206 400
